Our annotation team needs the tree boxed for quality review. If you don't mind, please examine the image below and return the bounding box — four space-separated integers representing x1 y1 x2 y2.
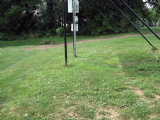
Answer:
77 0 147 36
0 0 41 40
149 8 160 27
0 0 155 40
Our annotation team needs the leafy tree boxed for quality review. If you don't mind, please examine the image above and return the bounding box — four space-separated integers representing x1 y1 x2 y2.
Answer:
77 0 147 36
34 0 62 37
0 0 40 40
0 0 157 40
149 8 160 27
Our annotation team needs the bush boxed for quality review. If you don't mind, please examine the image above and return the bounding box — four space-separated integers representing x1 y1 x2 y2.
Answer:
49 28 56 36
35 28 56 38
46 33 52 37
0 33 4 40
1 33 28 41
35 30 46 38
56 27 71 36
56 27 64 36
91 28 101 36
1 33 18 41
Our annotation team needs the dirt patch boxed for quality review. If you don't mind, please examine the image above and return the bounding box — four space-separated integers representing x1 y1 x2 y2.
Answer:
149 114 157 119
130 86 160 101
22 34 159 51
127 85 144 96
20 84 28 87
126 83 160 113
127 85 153 103
68 111 78 118
132 87 144 96
96 107 119 120
153 94 160 100
116 72 126 75
22 44 66 50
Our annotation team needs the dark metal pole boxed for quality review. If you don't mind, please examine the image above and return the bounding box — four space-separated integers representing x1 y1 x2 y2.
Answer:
63 0 67 66
109 0 155 49
120 0 160 41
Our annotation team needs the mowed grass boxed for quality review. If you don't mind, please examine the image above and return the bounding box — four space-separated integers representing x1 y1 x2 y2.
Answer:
141 27 160 34
1 28 160 119
1 27 159 48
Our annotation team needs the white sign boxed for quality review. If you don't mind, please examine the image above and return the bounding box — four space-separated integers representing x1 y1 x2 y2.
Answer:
71 24 78 31
74 0 79 13
74 16 78 23
68 0 79 13
68 0 72 13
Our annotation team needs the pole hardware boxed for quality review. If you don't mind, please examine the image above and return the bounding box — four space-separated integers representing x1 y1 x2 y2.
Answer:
68 0 79 57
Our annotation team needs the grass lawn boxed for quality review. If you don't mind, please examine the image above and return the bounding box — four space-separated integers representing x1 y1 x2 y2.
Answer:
1 27 159 48
0 27 160 120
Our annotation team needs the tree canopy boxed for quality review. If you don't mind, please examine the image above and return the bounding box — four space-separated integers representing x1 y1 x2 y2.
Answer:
0 0 159 40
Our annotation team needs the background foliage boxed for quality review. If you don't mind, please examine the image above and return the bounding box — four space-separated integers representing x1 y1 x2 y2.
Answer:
0 0 159 40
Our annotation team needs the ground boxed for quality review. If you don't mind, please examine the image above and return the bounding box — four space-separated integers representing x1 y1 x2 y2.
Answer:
22 34 157 51
1 31 160 120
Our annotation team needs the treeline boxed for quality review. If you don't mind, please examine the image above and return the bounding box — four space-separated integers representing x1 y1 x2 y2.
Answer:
0 0 159 41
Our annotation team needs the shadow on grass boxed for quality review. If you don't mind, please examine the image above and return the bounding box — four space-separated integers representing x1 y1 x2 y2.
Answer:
119 51 160 77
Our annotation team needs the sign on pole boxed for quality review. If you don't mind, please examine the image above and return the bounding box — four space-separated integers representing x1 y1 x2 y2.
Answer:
68 0 72 13
75 0 79 13
68 0 79 57
71 24 78 31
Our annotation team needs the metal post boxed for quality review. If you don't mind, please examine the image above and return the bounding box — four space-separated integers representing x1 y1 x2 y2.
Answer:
120 0 160 41
63 0 67 66
109 0 155 49
73 0 76 57
72 1 75 57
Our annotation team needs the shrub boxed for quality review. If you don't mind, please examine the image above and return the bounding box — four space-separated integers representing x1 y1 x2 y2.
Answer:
46 33 53 37
1 33 18 41
91 29 101 36
56 27 64 36
35 30 46 38
0 33 4 40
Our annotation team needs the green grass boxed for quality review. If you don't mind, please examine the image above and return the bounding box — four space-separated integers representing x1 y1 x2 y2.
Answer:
0 34 132 48
1 28 160 120
1 27 159 48
141 27 160 34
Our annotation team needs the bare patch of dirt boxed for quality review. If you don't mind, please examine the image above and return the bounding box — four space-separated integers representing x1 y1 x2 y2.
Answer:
96 107 119 120
116 72 126 75
127 85 146 98
153 94 160 100
22 44 66 50
20 84 28 87
149 114 157 119
130 86 160 101
68 111 78 118
117 64 123 68
132 87 144 96
126 83 160 113
127 85 152 103
150 104 155 108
